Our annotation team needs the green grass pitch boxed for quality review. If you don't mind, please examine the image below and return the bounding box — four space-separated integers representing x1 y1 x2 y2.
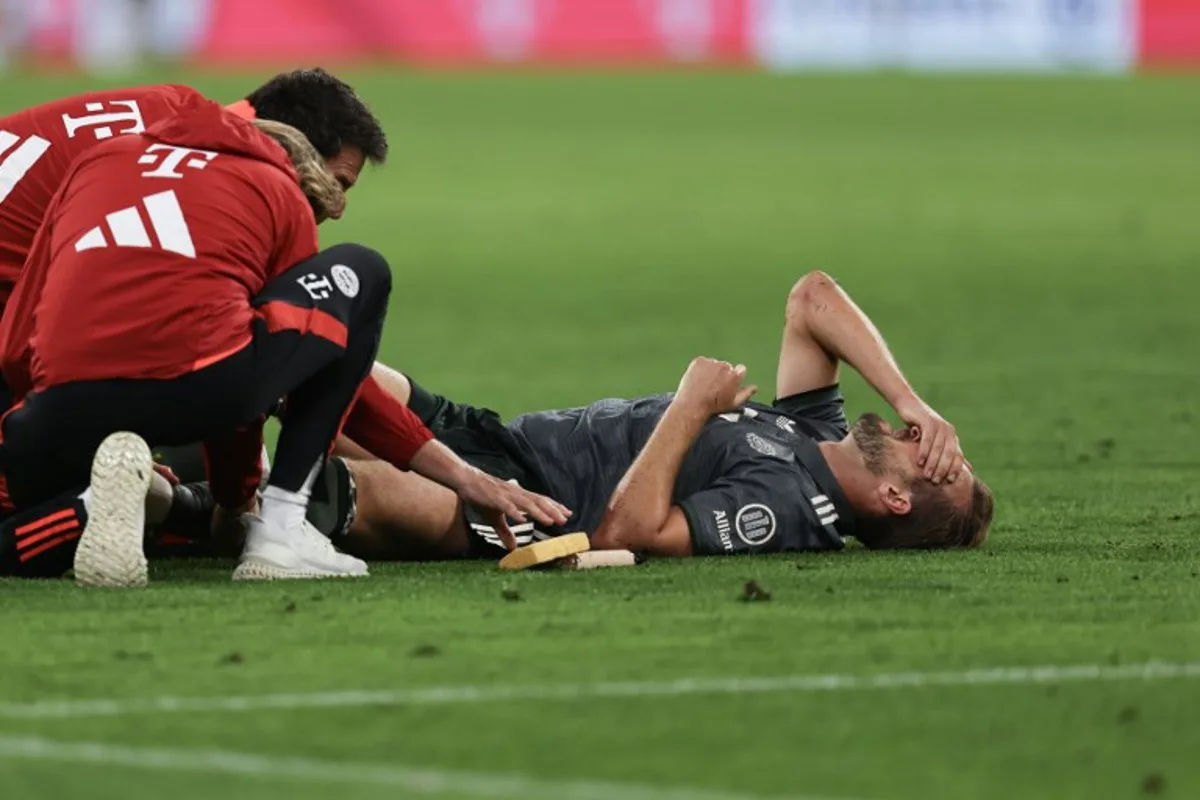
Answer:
1 69 1198 800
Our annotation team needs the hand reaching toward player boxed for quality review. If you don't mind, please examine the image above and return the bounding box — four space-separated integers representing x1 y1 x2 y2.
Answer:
408 439 572 550
893 395 966 485
674 357 758 417
455 468 572 550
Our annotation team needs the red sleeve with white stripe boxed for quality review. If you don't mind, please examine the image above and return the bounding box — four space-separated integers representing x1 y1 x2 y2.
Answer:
341 375 434 468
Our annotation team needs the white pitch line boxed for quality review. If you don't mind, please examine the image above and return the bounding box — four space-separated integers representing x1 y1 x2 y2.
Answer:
0 735 833 800
1 660 1197 722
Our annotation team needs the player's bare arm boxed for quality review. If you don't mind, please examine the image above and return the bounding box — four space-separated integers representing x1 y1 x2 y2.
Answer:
591 358 757 556
780 271 965 484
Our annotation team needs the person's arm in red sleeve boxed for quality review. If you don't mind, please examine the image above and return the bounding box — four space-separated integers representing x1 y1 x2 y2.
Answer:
341 374 434 468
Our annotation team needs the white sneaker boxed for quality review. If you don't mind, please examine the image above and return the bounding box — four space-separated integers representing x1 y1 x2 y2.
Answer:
232 515 368 581
74 432 152 588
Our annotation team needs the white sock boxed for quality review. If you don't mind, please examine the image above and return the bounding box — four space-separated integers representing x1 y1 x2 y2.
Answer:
259 461 322 533
259 445 272 484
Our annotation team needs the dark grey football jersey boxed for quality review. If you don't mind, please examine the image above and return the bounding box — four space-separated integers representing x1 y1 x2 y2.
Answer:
505 387 856 555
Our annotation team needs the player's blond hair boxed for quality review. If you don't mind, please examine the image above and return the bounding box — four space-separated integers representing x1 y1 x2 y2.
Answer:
252 119 347 221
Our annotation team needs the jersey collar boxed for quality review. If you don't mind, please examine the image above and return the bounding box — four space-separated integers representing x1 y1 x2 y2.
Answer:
224 100 256 120
793 436 857 537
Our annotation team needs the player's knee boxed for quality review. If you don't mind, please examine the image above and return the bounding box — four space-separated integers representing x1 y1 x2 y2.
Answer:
785 270 835 327
369 362 412 407
324 243 393 298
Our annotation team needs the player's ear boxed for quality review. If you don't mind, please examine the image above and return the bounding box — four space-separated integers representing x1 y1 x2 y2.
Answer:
878 482 912 517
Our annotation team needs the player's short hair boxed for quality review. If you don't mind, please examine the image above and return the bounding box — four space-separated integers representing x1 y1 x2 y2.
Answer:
253 119 346 221
246 68 387 165
855 476 995 550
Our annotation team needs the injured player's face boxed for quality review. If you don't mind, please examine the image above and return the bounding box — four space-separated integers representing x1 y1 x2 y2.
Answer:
847 413 991 549
850 413 918 479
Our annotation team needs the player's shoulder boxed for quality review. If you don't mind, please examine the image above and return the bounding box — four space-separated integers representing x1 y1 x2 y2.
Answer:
211 159 315 248
683 454 845 554
757 384 849 443
76 83 204 106
0 84 205 145
231 156 310 214
139 83 206 101
14 83 197 116
740 459 848 551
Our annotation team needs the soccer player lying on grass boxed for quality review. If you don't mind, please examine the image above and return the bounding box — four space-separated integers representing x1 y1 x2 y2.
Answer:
334 271 995 559
0 99 566 584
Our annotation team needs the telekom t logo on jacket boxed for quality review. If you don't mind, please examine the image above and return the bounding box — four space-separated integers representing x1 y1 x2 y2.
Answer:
137 144 219 179
61 100 146 141
0 99 148 205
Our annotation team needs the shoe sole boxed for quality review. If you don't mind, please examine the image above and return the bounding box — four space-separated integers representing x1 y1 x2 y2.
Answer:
74 432 152 588
498 532 590 571
232 558 369 582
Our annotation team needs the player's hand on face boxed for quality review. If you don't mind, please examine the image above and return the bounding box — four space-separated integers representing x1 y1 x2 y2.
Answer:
457 470 572 551
894 396 965 485
675 357 758 417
